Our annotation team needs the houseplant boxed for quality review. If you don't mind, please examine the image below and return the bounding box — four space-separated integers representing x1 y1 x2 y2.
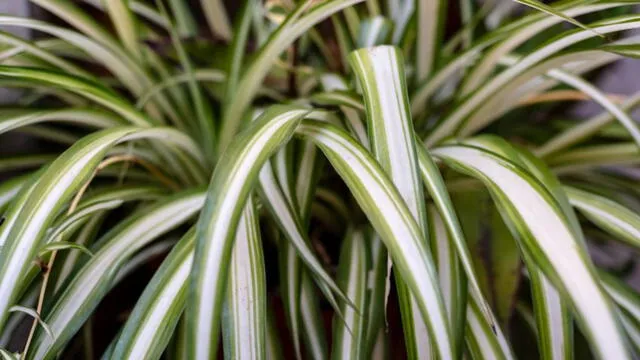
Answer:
0 0 640 359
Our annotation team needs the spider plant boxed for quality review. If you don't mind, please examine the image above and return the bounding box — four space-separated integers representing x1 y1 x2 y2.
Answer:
1 0 640 359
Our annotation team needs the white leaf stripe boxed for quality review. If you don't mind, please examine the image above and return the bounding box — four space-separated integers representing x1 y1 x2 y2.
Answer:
459 136 577 360
0 127 138 332
297 119 453 360
188 107 308 359
258 160 348 312
311 80 501 349
363 233 387 358
416 0 446 83
223 200 266 360
311 79 499 345
432 143 630 359
300 272 328 360
527 261 572 360
29 191 206 359
218 0 365 153
349 46 425 223
0 14 144 95
466 296 508 360
0 125 203 342
293 134 329 360
417 145 502 337
0 108 121 134
0 66 154 127
427 206 467 354
426 17 640 145
331 228 367 360
565 186 640 249
111 229 196 360
461 2 623 96
349 46 449 359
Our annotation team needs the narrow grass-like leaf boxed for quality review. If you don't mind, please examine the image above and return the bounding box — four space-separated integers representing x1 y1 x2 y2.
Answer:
349 46 451 359
8 305 53 339
432 142 630 359
465 295 514 360
426 16 640 145
460 2 624 96
44 200 123 244
200 0 232 41
111 229 195 360
297 119 454 360
600 43 640 59
0 126 202 332
135 69 226 109
416 0 447 83
157 1 217 161
225 0 254 107
0 127 137 331
52 214 106 295
527 264 572 360
0 12 149 96
45 185 165 245
331 228 367 360
363 233 387 358
544 69 640 150
218 0 364 153
513 0 602 37
0 349 18 360
0 30 93 78
536 92 640 157
356 16 392 48
38 241 93 258
416 146 503 333
426 206 467 355
167 0 197 36
548 143 640 173
188 106 309 359
103 0 141 60
0 66 155 127
222 200 266 360
258 159 348 308
565 186 640 249
28 190 205 359
276 240 303 360
294 134 329 360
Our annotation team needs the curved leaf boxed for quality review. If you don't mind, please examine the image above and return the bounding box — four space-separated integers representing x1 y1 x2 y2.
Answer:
28 190 205 359
331 228 367 360
432 142 630 359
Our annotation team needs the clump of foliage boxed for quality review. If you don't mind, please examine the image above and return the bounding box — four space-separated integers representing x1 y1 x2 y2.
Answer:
1 0 640 359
